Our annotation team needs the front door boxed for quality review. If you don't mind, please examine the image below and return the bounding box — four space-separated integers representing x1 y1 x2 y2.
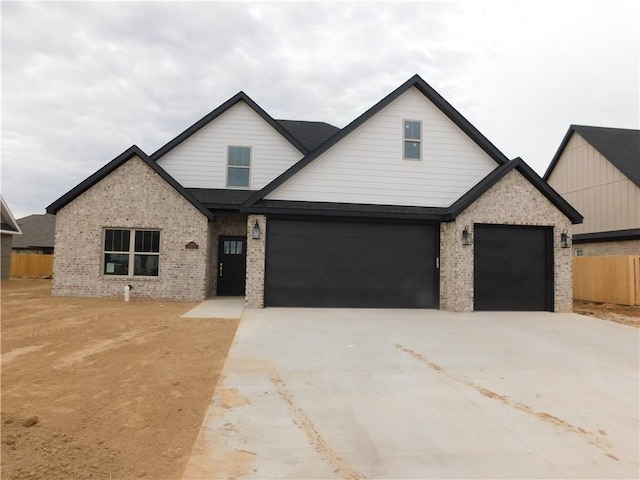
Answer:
217 236 247 296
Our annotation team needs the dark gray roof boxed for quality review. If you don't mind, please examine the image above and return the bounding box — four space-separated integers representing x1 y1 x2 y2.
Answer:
13 214 56 249
186 188 255 210
276 120 340 151
545 125 640 188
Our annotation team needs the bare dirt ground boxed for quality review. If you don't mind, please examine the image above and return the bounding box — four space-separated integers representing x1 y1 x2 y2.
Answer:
573 299 640 327
1 280 637 479
1 279 239 480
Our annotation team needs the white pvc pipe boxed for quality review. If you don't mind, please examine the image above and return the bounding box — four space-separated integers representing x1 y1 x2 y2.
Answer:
124 284 132 302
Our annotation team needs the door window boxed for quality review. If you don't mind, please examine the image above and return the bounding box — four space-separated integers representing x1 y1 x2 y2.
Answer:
223 240 243 255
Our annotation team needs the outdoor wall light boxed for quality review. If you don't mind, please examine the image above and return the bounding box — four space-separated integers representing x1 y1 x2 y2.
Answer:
252 220 261 240
461 225 472 246
560 229 571 248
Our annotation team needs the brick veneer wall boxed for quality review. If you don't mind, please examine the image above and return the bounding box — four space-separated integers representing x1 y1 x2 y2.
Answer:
440 169 574 312
245 214 266 308
574 239 640 256
52 156 210 301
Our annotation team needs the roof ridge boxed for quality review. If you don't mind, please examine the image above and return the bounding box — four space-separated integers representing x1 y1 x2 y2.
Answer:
242 73 511 209
150 92 309 161
46 146 213 220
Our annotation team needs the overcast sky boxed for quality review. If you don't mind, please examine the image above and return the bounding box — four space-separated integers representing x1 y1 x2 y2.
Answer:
2 0 638 218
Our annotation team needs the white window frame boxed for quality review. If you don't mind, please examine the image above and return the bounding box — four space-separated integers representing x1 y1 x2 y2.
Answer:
226 145 252 188
103 228 160 277
403 119 422 161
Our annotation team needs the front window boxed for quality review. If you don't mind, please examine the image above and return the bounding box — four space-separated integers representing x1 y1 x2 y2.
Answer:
227 146 251 187
104 229 160 276
403 120 421 160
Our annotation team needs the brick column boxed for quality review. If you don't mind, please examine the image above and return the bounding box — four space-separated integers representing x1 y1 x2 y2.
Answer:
245 214 266 308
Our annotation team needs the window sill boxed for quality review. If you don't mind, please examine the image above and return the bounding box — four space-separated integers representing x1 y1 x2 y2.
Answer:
102 276 160 282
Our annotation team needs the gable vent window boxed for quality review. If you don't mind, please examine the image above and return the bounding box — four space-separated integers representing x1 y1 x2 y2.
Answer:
403 120 421 160
227 146 251 188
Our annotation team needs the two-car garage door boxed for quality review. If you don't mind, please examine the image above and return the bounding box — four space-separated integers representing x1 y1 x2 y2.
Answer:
265 219 439 308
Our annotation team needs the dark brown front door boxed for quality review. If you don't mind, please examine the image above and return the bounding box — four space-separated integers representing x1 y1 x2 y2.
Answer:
217 236 247 296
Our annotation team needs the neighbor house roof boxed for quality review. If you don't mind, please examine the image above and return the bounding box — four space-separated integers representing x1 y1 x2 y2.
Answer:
243 74 511 207
1 196 22 235
46 146 213 219
544 125 640 188
12 214 56 249
150 92 338 161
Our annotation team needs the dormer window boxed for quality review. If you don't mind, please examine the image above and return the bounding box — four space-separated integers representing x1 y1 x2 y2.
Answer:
403 120 421 160
227 146 251 188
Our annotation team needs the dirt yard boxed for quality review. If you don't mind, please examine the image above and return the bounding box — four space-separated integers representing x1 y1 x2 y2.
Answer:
1 279 239 480
1 281 638 480
573 299 640 327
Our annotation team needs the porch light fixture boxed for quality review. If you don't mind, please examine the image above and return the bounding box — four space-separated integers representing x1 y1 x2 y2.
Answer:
461 225 472 246
252 220 261 240
560 229 571 248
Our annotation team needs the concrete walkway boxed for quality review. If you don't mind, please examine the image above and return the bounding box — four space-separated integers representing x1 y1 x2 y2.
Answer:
182 297 245 319
183 309 639 479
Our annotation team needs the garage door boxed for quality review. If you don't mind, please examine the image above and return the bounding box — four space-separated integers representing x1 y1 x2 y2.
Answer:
474 224 553 311
265 219 439 308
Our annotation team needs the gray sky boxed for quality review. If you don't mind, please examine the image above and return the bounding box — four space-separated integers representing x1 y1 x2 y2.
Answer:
2 0 638 218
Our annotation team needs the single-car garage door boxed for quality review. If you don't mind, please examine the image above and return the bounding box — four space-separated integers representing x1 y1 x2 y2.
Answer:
474 224 553 311
265 219 439 308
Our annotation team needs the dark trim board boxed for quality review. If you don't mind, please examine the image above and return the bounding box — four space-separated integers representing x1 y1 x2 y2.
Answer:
573 228 640 244
474 224 554 311
264 218 440 308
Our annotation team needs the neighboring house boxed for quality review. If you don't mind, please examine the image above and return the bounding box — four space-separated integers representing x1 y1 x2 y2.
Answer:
544 125 640 256
46 75 582 312
1 196 22 279
12 213 56 254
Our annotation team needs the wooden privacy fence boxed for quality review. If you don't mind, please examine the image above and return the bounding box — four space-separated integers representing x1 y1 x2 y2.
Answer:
10 254 54 279
573 255 640 306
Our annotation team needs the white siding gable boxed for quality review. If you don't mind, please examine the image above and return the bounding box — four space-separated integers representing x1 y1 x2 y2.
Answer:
157 102 304 189
266 87 498 207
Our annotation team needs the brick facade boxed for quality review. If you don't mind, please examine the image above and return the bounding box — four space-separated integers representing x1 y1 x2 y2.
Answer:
52 156 210 301
245 214 266 308
52 158 574 310
440 169 574 312
574 239 640 256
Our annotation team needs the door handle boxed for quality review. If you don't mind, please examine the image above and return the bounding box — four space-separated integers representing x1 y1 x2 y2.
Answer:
219 263 223 277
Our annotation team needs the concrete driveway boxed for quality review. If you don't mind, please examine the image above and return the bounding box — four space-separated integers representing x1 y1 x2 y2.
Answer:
183 309 639 479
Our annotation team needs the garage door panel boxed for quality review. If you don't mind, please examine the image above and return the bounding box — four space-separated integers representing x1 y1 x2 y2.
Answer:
474 224 553 311
265 219 438 308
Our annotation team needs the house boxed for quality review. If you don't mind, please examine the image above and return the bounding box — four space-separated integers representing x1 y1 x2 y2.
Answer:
12 213 56 254
1 196 22 279
544 125 639 256
46 75 582 311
